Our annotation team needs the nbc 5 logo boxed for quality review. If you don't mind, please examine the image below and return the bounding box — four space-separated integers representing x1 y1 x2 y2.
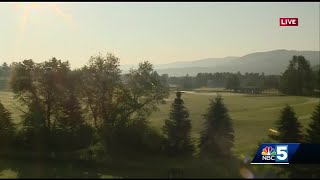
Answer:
275 145 288 162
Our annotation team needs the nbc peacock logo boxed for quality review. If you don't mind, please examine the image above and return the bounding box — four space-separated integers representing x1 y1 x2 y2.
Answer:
261 146 277 156
261 146 277 160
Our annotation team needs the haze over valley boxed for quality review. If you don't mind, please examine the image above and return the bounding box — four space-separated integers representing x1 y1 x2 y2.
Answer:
121 49 320 76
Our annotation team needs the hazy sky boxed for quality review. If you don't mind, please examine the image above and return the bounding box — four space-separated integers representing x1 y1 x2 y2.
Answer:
0 2 319 68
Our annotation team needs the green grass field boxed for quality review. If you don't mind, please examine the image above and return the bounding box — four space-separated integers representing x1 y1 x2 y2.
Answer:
1 90 318 155
0 90 319 178
149 91 319 155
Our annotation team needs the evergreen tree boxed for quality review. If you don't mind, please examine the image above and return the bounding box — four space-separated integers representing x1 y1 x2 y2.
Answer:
199 95 234 157
163 91 194 156
270 105 316 179
0 101 15 150
303 103 320 179
306 102 320 143
269 105 303 143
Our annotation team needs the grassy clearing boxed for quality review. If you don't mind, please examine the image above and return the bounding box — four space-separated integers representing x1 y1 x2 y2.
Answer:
0 90 319 178
0 90 318 155
150 91 319 155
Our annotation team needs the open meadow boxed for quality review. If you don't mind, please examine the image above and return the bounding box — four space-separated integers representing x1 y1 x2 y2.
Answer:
150 91 319 155
1 90 319 157
0 90 319 178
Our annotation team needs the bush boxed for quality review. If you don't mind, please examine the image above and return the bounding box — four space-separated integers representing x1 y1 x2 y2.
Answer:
52 124 94 152
103 119 164 158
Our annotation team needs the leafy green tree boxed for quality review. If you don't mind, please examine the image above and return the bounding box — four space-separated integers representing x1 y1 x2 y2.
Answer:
163 91 194 156
306 102 320 143
280 55 315 96
199 95 234 157
10 59 49 152
79 53 169 156
79 53 122 134
52 71 93 152
10 58 70 130
269 105 303 143
10 58 93 154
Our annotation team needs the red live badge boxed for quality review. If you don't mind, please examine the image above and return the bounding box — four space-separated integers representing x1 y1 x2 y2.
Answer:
280 18 298 26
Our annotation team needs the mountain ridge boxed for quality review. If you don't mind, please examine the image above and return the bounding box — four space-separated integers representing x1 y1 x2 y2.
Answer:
120 49 320 76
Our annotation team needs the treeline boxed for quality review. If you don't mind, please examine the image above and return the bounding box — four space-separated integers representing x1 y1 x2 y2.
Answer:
2 55 319 96
167 55 320 96
168 72 280 90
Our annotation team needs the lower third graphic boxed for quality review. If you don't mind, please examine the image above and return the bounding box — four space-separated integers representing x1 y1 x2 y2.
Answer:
251 144 292 164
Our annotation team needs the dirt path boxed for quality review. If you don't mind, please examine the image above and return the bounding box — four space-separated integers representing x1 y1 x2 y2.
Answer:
181 90 319 111
183 91 244 96
263 97 319 111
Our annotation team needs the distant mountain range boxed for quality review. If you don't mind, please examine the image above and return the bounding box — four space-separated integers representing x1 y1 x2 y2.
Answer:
120 49 320 76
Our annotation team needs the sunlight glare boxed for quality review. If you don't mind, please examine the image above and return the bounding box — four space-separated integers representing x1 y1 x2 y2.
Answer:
12 2 76 52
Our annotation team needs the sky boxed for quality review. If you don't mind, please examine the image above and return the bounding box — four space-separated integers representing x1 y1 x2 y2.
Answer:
0 2 319 68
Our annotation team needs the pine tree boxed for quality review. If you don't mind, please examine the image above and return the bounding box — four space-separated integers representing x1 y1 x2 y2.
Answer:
303 103 320 179
283 103 320 180
0 101 15 149
270 105 314 178
306 102 320 143
269 105 303 143
199 95 234 157
163 91 194 156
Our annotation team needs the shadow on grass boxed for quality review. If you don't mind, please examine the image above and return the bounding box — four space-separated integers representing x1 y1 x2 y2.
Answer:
0 159 101 178
0 153 243 178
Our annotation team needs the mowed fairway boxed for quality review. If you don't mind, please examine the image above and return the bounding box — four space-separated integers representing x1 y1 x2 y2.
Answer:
1 91 319 157
149 91 320 155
